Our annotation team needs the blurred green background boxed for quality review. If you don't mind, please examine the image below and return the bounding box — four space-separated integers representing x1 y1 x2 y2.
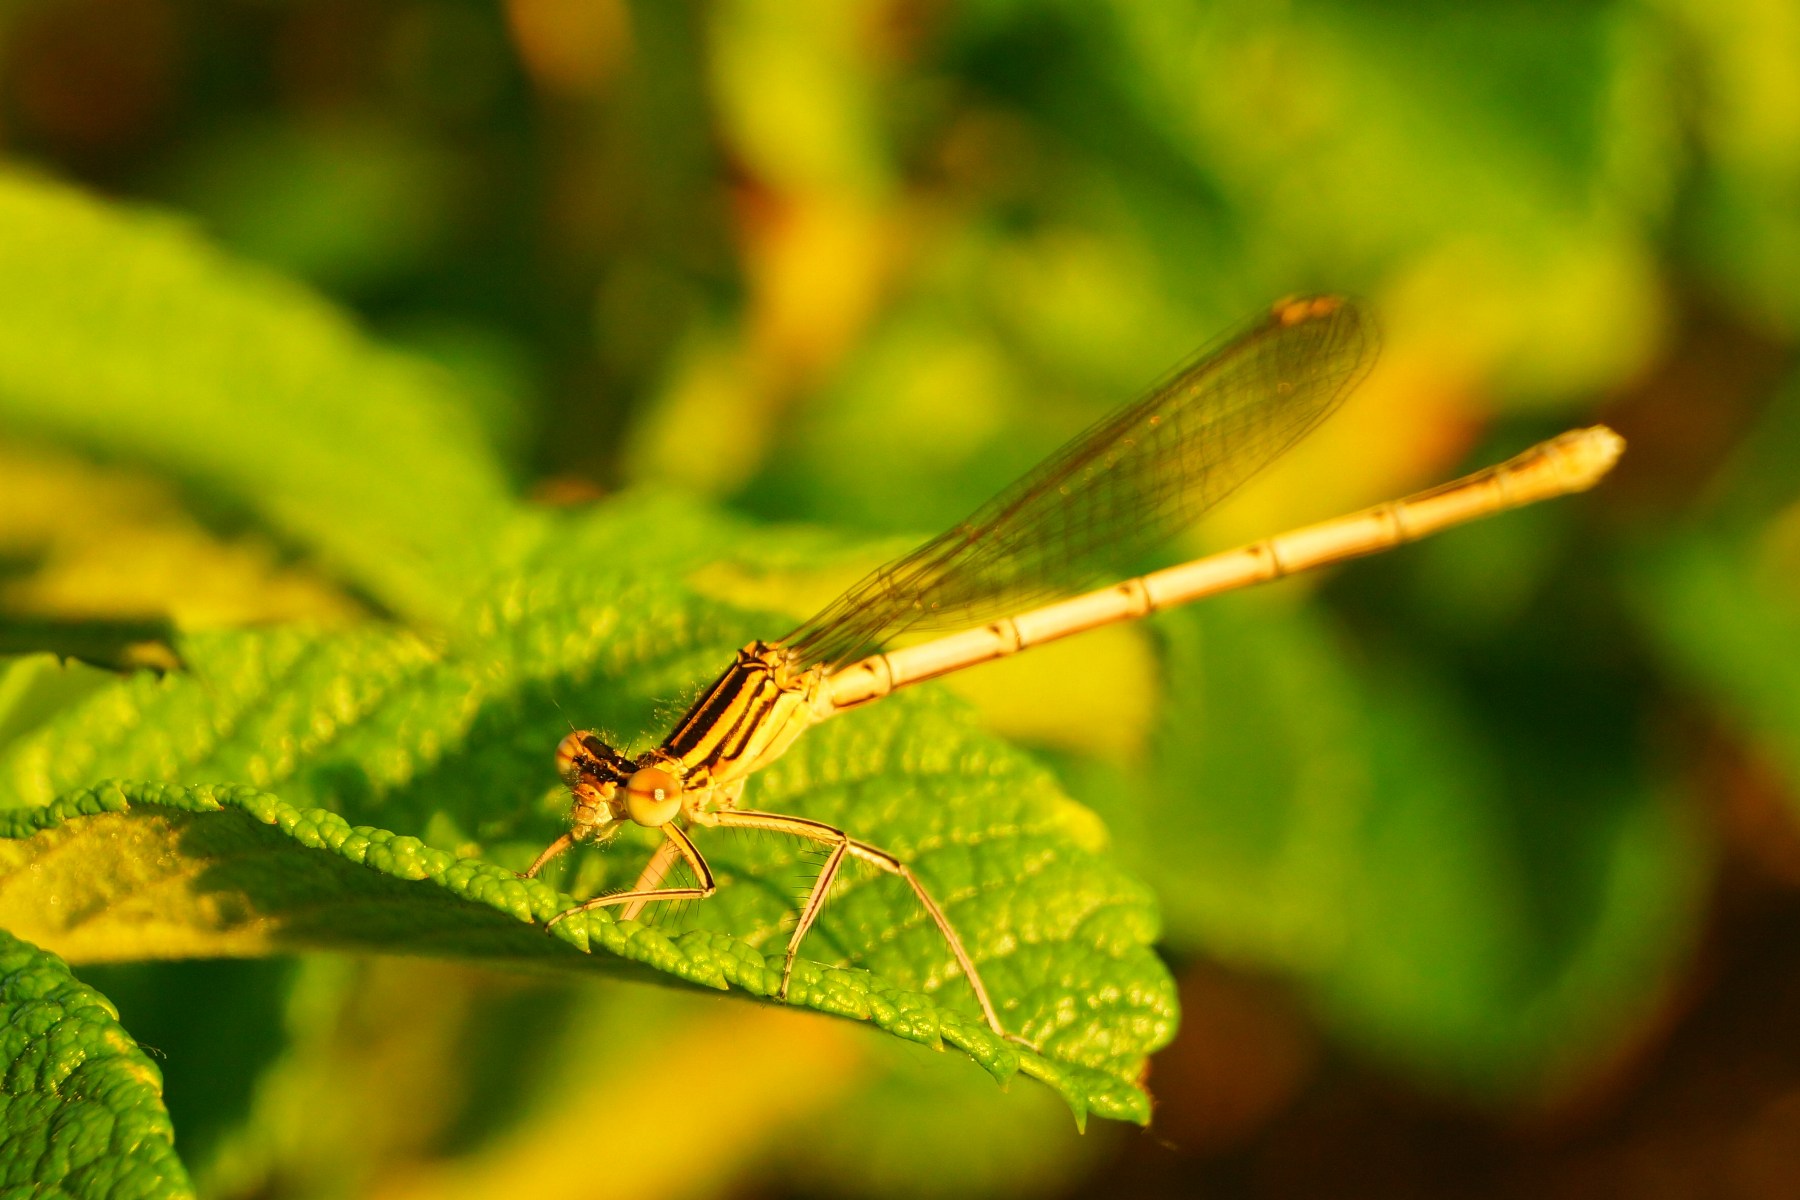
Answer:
3 0 1799 1195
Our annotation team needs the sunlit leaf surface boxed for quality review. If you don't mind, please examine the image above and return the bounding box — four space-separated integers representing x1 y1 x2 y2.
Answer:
0 172 516 624
0 499 1174 1126
0 928 191 1199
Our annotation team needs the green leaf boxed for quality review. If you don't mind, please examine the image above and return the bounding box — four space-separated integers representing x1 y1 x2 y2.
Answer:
0 927 192 1199
0 169 517 623
1093 0 1667 396
0 656 120 752
1631 376 1800 801
1087 590 1700 1095
0 771 1151 1125
1676 0 1800 327
1638 531 1800 802
0 497 1175 1126
769 1030 1110 1198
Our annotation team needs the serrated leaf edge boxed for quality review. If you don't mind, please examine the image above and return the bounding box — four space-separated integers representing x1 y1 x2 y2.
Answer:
1 781 1151 1125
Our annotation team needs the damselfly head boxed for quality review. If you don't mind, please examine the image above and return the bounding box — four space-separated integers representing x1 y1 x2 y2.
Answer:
556 729 638 831
557 730 604 783
557 729 636 778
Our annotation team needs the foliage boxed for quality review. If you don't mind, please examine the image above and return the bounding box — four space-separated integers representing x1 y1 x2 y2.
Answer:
0 0 1796 1194
0 927 189 1199
0 167 1170 1181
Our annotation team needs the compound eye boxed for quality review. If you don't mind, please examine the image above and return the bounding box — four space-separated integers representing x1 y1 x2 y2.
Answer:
555 730 601 783
625 766 683 827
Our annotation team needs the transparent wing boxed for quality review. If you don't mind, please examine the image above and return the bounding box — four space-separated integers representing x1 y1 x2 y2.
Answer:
782 296 1378 671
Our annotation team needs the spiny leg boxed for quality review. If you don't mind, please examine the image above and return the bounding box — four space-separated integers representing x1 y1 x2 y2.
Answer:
619 781 739 921
545 825 715 929
700 807 1029 1048
618 834 682 922
520 831 576 880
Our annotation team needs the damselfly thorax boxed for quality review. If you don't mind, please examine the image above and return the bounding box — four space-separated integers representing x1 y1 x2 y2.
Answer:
548 642 828 833
523 295 1626 1049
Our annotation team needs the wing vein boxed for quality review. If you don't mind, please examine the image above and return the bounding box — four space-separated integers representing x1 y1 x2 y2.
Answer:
781 296 1378 670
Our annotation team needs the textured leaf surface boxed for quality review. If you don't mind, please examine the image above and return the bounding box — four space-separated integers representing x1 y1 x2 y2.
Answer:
0 927 191 1199
0 497 1174 1125
0 170 515 623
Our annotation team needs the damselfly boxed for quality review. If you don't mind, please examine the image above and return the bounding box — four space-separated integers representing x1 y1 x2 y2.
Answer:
525 296 1624 1045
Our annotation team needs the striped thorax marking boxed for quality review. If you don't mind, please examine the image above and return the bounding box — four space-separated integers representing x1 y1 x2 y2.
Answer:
525 291 1626 1051
662 641 826 795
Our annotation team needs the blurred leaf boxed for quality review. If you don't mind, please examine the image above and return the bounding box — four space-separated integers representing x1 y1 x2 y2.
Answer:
1088 586 1701 1094
737 223 1218 539
1639 530 1800 803
374 983 868 1200
1098 0 1668 396
1634 373 1800 805
1670 0 1800 332
755 302 1037 534
709 0 892 198
769 1031 1110 1199
197 957 510 1200
4 0 1784 1185
203 963 1100 1200
74 958 294 1188
0 927 191 1199
1312 652 1699 1092
1085 594 1367 972
0 498 1175 1125
0 654 120 749
0 170 517 624
157 117 461 293
0 440 363 636
383 318 537 475
943 622 1159 763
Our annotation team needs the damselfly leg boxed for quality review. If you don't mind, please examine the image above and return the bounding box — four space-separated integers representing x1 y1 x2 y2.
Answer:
526 296 1625 1050
543 824 715 926
695 806 1026 1046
